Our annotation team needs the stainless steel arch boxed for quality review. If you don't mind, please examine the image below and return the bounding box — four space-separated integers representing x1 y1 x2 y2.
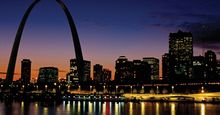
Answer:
6 0 84 85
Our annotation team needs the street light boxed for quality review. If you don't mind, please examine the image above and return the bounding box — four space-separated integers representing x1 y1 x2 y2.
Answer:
59 85 61 90
45 85 48 90
22 85 25 91
130 86 133 93
90 86 92 92
36 85 38 91
201 86 204 93
116 86 118 94
172 86 174 94
156 86 159 94
68 85 70 92
78 85 81 91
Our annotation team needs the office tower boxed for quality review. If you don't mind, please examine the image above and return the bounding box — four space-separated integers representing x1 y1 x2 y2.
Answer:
103 69 112 83
205 50 217 81
169 30 193 81
93 64 103 83
37 67 58 84
93 64 112 84
21 59 31 85
115 56 133 84
133 60 150 83
216 60 220 80
162 53 169 81
192 56 205 81
133 60 143 83
67 59 91 84
143 57 159 80
82 60 91 82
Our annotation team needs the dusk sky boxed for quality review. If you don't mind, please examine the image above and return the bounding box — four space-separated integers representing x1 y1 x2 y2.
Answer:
0 0 220 81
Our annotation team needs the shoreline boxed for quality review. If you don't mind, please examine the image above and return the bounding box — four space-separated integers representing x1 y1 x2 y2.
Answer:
0 92 220 104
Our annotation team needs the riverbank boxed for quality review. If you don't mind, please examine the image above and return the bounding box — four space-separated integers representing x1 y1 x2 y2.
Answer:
1 92 220 103
123 92 220 103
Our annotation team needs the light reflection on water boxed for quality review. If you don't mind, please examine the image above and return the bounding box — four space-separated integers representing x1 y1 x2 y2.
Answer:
171 103 175 115
0 101 220 115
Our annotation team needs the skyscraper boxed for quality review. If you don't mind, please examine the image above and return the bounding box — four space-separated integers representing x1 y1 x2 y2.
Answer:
205 50 217 81
103 69 112 83
133 60 150 83
93 64 103 83
143 57 159 80
216 60 220 80
21 59 31 85
67 59 91 85
162 53 169 81
115 56 133 84
169 30 193 82
192 56 205 81
37 67 58 84
115 56 151 84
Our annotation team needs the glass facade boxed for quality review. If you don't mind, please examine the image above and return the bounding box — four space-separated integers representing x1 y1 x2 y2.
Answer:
37 67 58 84
169 30 193 81
21 59 31 85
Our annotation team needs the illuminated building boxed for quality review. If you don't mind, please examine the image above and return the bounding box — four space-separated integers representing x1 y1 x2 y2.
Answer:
143 57 159 80
162 53 169 81
103 69 111 83
133 60 150 83
205 50 217 81
93 64 103 83
21 59 31 85
93 64 112 84
169 30 193 82
115 56 133 84
115 56 150 84
66 59 91 85
216 60 220 80
192 56 205 81
37 67 58 84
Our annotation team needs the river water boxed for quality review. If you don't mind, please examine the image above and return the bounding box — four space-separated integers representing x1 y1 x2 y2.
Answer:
1 101 220 115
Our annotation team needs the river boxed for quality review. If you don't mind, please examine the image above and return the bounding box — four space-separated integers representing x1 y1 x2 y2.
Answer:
1 101 220 115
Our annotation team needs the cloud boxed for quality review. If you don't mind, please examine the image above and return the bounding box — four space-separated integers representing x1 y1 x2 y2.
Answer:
147 9 220 28
180 21 220 51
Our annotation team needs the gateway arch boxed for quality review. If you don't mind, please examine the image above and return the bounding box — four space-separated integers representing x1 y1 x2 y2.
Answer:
5 0 84 85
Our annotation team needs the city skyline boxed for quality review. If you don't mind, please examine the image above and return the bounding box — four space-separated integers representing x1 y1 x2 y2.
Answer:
1 0 220 81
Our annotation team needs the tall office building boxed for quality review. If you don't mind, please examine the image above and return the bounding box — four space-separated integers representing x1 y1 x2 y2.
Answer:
103 69 112 83
162 53 169 80
169 30 193 81
37 67 58 84
115 56 133 83
133 60 150 83
67 59 91 84
192 56 205 81
143 57 159 80
205 50 217 80
21 59 31 85
93 64 103 83
115 56 151 84
216 60 220 80
133 60 143 83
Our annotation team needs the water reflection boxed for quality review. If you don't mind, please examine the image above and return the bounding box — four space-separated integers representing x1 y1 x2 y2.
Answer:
141 102 145 115
171 103 176 115
0 101 219 115
156 102 159 115
201 104 205 115
129 102 133 115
